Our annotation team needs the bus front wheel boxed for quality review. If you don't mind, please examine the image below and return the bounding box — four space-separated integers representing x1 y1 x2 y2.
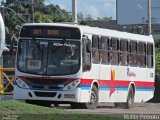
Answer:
84 85 99 109
70 85 98 109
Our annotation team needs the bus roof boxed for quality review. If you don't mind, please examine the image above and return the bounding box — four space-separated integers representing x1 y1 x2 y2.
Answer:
80 25 153 43
22 23 154 43
22 23 79 28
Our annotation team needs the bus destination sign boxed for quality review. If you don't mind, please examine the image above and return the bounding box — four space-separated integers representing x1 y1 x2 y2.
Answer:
20 26 81 39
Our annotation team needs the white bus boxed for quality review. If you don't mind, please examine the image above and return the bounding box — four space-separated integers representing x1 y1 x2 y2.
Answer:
0 13 8 56
14 23 155 109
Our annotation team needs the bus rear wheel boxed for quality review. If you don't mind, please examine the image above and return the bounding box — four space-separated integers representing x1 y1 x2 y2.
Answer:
114 86 134 109
124 86 134 109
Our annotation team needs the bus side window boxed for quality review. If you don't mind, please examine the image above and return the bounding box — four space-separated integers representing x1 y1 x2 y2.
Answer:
92 35 100 64
110 38 119 65
147 44 154 68
130 41 137 66
138 42 146 67
120 39 128 66
82 36 91 71
101 36 109 64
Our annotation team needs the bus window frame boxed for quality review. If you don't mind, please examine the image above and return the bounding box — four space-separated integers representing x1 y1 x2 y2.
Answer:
82 36 92 71
147 43 154 68
110 38 119 65
120 39 128 66
129 40 138 67
92 35 100 64
138 42 146 68
100 36 110 65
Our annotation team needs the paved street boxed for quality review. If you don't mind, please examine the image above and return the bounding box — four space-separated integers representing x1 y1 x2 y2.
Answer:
68 102 160 115
2 95 160 118
66 102 160 119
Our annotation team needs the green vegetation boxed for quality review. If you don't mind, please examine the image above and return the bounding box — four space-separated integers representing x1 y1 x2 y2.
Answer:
0 100 125 120
2 0 112 46
155 39 160 74
2 0 71 45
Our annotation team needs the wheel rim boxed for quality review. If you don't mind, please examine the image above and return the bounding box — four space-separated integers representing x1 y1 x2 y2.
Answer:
90 91 97 104
128 92 133 106
128 97 132 106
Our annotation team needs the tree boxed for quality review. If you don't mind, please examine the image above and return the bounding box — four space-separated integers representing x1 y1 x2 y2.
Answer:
97 16 112 21
77 12 84 22
3 0 71 45
155 39 160 74
85 15 94 21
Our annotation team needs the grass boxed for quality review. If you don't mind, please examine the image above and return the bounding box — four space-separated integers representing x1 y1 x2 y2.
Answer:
0 100 125 120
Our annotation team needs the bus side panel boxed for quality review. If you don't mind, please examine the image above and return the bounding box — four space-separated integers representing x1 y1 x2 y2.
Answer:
79 71 92 102
144 68 154 102
109 66 129 102
79 64 100 103
130 67 147 103
99 64 110 102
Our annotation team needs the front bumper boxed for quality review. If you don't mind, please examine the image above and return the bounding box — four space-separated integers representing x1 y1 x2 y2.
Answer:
14 85 81 102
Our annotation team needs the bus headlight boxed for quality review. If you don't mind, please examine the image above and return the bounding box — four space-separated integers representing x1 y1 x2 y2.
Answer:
16 79 29 89
63 79 81 90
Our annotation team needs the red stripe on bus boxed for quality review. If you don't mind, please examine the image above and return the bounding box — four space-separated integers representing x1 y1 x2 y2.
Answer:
135 81 154 87
18 76 154 87
80 79 93 85
80 79 154 87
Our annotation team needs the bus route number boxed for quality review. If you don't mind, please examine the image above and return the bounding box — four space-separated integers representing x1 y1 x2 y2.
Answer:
27 60 41 69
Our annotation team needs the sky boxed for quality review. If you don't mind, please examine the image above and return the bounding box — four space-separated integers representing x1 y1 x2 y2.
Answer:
0 0 116 20
45 0 116 20
117 0 160 24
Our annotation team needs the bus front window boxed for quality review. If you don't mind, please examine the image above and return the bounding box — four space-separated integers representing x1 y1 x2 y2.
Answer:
17 40 80 75
47 41 80 75
17 40 45 74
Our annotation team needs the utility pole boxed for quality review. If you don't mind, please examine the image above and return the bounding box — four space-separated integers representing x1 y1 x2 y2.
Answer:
31 0 34 23
72 0 77 23
148 0 151 35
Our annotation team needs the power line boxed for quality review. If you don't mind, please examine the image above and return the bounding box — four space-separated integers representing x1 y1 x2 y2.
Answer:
0 5 27 23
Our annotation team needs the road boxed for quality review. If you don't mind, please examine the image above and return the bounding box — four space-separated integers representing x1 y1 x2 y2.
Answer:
68 103 160 114
2 95 160 119
67 102 160 119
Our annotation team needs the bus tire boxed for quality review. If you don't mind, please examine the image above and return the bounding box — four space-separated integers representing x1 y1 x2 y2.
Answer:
84 85 98 109
124 86 134 109
70 85 98 109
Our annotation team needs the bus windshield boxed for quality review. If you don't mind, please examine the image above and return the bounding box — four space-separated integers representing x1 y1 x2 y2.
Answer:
17 39 80 75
